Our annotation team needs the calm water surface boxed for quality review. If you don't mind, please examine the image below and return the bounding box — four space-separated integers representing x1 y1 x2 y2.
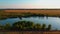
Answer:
0 17 60 30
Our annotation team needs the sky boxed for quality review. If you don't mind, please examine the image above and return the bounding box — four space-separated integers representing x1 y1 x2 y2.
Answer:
0 0 60 9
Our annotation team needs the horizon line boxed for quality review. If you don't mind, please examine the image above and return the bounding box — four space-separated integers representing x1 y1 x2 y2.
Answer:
1 8 60 10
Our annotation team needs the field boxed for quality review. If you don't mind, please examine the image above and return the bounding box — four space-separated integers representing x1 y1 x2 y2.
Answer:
0 9 60 17
4 9 60 16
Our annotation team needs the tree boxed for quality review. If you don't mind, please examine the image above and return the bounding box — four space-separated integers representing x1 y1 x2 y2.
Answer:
25 21 34 30
47 24 51 31
0 24 4 30
4 23 11 30
12 21 35 31
12 21 52 31
41 24 46 31
34 23 41 31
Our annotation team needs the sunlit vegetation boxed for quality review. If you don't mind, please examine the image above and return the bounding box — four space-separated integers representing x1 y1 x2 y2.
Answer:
0 10 60 20
0 21 51 31
0 10 45 20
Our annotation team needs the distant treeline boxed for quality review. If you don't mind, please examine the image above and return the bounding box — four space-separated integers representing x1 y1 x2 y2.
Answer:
0 21 51 31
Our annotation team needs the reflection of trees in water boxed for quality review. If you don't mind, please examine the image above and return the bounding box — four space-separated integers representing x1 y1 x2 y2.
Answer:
39 17 44 19
46 16 48 19
38 16 48 19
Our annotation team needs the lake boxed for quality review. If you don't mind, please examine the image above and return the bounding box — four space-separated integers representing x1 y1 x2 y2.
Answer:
0 16 60 30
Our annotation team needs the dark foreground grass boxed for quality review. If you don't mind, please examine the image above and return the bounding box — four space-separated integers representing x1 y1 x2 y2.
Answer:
0 31 60 34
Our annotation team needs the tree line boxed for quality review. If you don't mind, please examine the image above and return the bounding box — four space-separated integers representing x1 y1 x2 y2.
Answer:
0 21 51 31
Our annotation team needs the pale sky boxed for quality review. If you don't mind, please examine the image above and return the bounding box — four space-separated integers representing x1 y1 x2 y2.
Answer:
0 0 60 9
